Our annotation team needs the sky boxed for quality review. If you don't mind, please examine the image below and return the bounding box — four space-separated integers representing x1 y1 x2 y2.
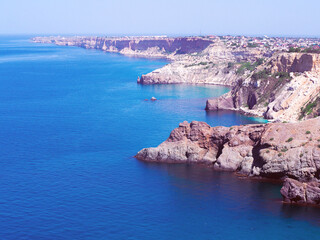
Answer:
0 0 319 37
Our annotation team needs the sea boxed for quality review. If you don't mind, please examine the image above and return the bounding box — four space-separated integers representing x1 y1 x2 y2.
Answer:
0 36 319 240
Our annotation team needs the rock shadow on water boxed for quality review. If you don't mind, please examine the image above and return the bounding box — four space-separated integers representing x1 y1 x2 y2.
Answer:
205 109 265 127
138 161 320 227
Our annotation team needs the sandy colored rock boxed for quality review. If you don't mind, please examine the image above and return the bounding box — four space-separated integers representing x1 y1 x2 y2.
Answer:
206 53 320 122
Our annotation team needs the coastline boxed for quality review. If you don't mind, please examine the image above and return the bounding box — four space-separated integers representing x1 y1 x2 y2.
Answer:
135 118 320 205
33 35 320 205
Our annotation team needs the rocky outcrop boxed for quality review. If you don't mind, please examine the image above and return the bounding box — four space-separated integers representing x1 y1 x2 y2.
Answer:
206 53 320 122
136 117 320 181
205 94 234 111
136 117 320 205
281 178 320 205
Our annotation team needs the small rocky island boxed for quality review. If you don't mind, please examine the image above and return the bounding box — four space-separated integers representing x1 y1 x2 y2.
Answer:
34 35 320 205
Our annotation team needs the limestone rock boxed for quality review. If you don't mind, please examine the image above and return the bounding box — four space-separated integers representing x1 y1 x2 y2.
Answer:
206 94 234 111
206 53 320 122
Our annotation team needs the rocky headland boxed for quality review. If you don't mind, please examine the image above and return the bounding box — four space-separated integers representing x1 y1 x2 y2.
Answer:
136 118 320 204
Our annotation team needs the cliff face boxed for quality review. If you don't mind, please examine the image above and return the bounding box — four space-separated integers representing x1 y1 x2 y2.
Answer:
136 118 320 181
138 60 240 86
281 178 320 205
138 43 269 86
269 53 320 73
206 53 320 122
32 36 213 58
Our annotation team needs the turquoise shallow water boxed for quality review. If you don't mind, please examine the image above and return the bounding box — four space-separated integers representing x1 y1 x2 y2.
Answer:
0 36 319 240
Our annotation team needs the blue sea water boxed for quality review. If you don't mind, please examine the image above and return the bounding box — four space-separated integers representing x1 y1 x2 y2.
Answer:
0 36 319 240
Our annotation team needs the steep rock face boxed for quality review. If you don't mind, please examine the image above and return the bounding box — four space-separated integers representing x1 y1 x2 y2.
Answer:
269 53 320 73
205 94 235 111
138 42 269 86
206 53 320 122
136 118 320 181
32 36 213 58
138 61 240 86
281 178 320 204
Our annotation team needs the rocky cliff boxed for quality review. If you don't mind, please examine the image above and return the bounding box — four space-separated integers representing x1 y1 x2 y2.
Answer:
138 42 269 86
206 53 320 121
281 178 320 205
32 36 213 59
136 118 320 204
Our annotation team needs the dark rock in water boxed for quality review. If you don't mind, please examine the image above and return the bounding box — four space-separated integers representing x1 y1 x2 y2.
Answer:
281 178 320 205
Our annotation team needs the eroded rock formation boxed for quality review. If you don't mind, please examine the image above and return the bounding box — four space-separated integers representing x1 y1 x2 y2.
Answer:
136 118 320 181
281 178 320 204
136 118 320 204
206 53 320 122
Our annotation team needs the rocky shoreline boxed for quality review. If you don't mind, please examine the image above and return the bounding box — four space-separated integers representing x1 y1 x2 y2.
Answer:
32 36 270 87
135 118 320 205
33 36 320 123
34 35 320 205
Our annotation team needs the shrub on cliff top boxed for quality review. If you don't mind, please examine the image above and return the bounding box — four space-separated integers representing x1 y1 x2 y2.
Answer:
286 137 293 142
302 46 320 53
288 47 301 53
248 43 258 48
227 62 235 69
236 62 255 74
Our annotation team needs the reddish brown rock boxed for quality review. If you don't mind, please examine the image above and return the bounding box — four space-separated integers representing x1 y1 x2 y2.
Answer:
136 117 320 181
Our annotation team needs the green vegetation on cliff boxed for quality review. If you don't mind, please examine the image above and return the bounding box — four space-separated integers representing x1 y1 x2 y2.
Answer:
299 97 320 120
236 58 264 75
